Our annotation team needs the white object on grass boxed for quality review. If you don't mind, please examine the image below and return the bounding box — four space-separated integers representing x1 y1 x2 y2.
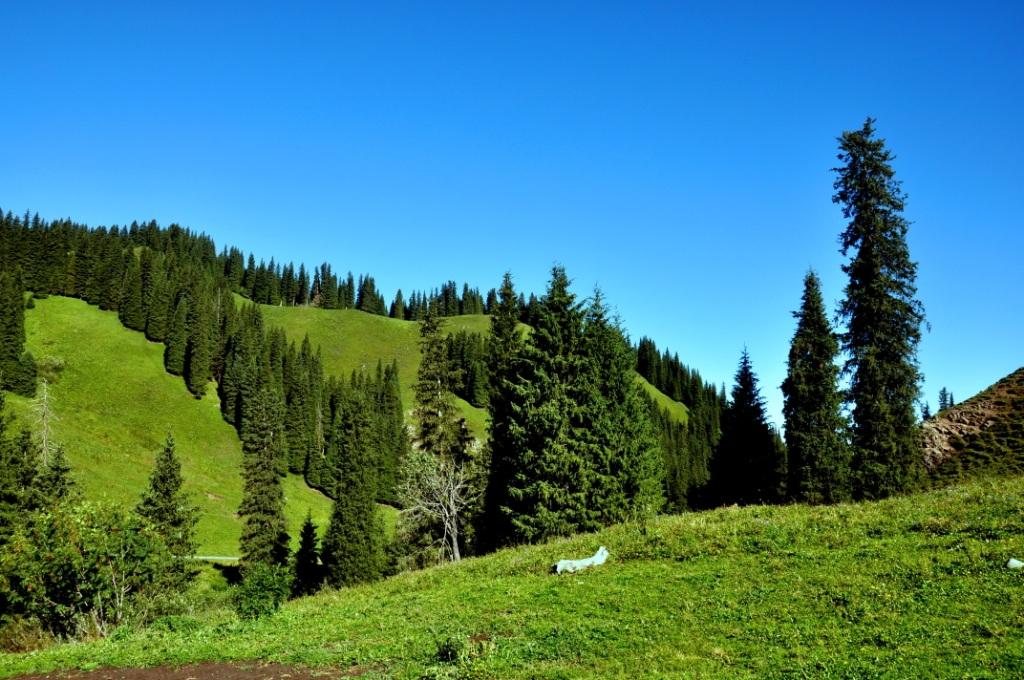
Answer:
1007 558 1023 570
555 546 609 574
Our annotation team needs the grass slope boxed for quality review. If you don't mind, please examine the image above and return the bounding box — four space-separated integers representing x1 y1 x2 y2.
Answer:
3 296 332 556
4 475 1023 678
246 297 686 436
249 297 490 436
927 367 1024 485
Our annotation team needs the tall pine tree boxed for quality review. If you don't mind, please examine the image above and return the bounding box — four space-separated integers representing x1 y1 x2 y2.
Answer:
0 269 36 396
292 511 322 597
321 389 385 586
480 273 524 549
782 271 851 504
238 386 290 567
834 118 926 499
710 350 784 506
136 433 199 583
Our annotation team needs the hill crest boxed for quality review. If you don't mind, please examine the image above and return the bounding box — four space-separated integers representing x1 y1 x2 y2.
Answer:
923 367 1024 478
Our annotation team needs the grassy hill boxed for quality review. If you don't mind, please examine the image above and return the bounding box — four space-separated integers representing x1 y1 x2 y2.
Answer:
3 474 1022 678
925 367 1024 485
2 296 333 556
249 297 492 436
247 297 687 435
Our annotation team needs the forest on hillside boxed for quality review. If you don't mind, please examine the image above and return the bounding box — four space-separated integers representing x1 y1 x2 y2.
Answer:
1 119 934 641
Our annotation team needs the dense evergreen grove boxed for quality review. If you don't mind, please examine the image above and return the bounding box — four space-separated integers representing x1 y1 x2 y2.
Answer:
481 269 664 547
0 210 407 509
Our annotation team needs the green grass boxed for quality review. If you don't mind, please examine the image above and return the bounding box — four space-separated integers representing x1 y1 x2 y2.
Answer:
3 296 333 556
5 475 1023 678
639 376 688 426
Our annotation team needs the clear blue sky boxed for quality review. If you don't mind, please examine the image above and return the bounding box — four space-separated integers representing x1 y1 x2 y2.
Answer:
2 1 1021 425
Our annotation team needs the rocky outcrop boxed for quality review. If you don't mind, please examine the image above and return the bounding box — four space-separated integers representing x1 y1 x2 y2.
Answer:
922 368 1024 471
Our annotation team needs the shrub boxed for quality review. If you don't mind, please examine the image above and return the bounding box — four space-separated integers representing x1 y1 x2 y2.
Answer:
232 563 292 620
0 502 173 639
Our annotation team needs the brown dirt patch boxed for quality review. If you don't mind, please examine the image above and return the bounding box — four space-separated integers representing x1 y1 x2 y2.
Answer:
11 662 376 680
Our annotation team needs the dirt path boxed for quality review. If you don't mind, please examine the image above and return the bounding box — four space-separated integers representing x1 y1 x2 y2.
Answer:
12 662 374 680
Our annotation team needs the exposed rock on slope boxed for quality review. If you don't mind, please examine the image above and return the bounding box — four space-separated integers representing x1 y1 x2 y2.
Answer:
924 368 1024 482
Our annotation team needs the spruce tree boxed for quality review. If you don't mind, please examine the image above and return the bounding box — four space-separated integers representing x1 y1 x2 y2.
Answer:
0 395 41 543
136 434 199 580
501 266 589 543
413 308 473 464
321 392 384 586
0 269 36 396
291 511 322 597
164 296 189 376
404 306 477 560
580 290 664 524
184 293 212 398
118 256 145 331
782 271 851 504
834 118 926 499
710 350 783 506
238 387 290 567
34 444 75 507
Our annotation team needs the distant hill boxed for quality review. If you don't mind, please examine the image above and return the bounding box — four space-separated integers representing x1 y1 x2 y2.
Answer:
3 296 334 556
925 367 1024 484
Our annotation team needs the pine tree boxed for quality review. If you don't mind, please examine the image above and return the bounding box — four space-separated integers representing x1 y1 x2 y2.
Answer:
580 290 664 524
782 271 851 504
321 391 385 586
938 387 949 412
0 269 36 396
834 118 926 499
291 511 322 597
238 387 290 567
710 350 783 506
145 269 171 341
390 289 406 319
164 296 189 376
404 306 478 560
500 266 589 543
34 444 75 507
413 308 472 464
118 256 146 331
184 292 212 398
136 433 199 583
0 395 42 543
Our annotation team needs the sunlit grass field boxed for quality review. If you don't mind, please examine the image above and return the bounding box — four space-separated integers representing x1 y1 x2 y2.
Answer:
3 475 1022 678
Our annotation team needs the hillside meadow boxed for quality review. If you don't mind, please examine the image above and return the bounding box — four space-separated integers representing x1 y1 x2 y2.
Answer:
3 296 334 556
2 475 1022 678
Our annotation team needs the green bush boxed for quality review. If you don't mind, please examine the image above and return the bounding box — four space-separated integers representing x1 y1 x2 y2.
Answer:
232 564 292 620
0 502 173 639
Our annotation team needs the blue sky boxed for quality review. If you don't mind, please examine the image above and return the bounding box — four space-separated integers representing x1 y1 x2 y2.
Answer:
2 1 1021 425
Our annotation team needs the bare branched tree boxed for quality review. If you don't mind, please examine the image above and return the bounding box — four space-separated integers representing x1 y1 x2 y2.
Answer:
33 378 58 466
398 445 481 562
